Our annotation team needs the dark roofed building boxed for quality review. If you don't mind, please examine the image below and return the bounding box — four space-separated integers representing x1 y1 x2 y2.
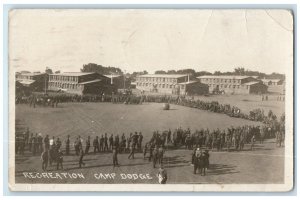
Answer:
48 72 117 95
178 81 209 95
16 72 48 92
197 75 267 94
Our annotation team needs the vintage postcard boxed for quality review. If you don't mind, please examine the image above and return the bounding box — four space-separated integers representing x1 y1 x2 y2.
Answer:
8 9 294 192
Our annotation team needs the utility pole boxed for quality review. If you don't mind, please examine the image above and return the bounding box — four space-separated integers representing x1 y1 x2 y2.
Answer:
123 70 126 90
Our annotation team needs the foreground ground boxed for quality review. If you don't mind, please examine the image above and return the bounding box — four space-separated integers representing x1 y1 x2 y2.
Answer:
15 102 284 184
15 139 284 184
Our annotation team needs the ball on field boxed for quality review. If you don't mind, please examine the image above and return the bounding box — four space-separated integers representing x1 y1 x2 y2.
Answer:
163 103 170 110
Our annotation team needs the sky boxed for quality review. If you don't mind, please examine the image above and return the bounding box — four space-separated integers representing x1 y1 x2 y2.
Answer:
9 9 293 74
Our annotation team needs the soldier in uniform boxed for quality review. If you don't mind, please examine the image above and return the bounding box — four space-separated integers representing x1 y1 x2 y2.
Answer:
112 146 119 167
157 146 164 166
143 143 149 159
99 135 104 152
41 149 49 171
65 135 70 155
85 136 91 154
158 167 168 184
44 135 50 151
128 142 135 159
104 133 109 152
56 149 64 170
138 132 143 151
251 135 256 150
114 135 120 151
32 133 38 155
152 146 159 168
109 134 114 151
28 133 33 152
55 137 62 151
74 137 80 156
93 136 99 153
38 133 43 153
78 146 85 168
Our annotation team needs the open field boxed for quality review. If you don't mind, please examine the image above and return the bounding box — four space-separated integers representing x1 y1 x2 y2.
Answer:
16 102 262 142
15 102 284 184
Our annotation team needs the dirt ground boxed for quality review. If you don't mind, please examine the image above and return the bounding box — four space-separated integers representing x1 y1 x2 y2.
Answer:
14 102 284 184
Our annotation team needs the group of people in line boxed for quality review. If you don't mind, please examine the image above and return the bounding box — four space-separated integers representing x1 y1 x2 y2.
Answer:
15 119 284 175
16 92 284 125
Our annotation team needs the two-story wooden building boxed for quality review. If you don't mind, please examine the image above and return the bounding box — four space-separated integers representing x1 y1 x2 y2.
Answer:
136 74 208 95
48 72 117 95
15 72 48 92
197 75 267 94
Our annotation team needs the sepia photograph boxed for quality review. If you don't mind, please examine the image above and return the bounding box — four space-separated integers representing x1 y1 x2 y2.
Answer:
8 9 294 192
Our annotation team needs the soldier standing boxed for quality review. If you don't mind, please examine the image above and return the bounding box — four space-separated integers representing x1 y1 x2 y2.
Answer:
99 135 104 152
28 133 33 152
41 149 48 171
44 135 50 151
104 133 109 152
56 149 64 170
78 146 85 168
38 133 43 153
138 132 143 151
112 147 119 167
65 135 70 155
93 136 99 153
109 134 114 151
74 137 80 156
152 146 159 168
251 135 256 150
85 136 90 154
32 134 38 155
158 167 168 184
128 142 135 159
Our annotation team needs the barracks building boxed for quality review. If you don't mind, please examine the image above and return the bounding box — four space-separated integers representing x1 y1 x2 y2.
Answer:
16 72 48 92
48 72 117 95
197 75 268 94
136 74 209 95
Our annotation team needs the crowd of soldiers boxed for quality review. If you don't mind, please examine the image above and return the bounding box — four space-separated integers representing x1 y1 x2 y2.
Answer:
15 119 285 175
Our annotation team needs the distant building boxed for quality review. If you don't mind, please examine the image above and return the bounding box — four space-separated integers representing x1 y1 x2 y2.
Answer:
103 74 131 89
48 72 117 95
261 78 283 86
197 75 267 94
16 72 48 92
136 74 208 95
178 81 209 95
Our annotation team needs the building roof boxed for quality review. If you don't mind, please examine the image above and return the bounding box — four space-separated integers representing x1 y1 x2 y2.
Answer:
197 75 253 80
242 81 261 86
17 73 46 76
17 79 36 85
138 74 187 78
51 72 95 76
103 74 122 78
178 81 199 85
262 79 282 82
79 79 102 85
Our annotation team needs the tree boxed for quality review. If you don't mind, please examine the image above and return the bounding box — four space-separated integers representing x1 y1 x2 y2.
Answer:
155 70 167 74
45 67 53 74
81 63 123 75
55 70 61 74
